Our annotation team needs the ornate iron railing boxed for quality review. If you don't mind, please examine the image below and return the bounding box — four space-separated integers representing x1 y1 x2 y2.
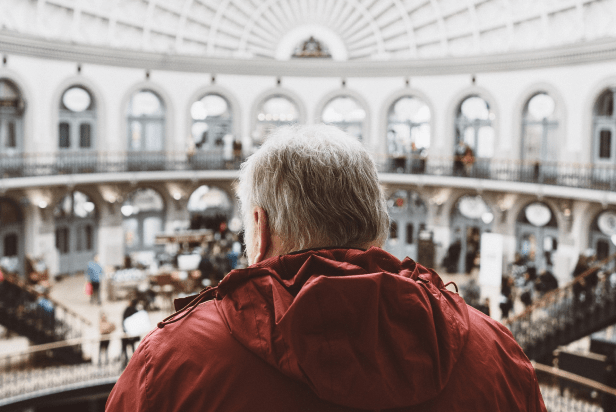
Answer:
374 155 616 192
0 334 132 406
505 254 616 362
0 274 92 356
1 335 614 411
1 151 616 193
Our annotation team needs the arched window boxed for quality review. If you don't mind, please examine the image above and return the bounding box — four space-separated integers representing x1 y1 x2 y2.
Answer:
521 93 558 163
54 191 97 275
127 90 165 151
387 96 431 155
253 95 299 146
447 195 494 274
59 86 96 150
191 94 232 150
593 89 616 164
321 96 366 141
187 185 233 231
122 188 165 253
0 79 24 153
455 96 495 159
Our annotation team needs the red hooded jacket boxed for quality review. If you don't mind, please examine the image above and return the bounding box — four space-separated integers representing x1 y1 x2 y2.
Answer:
106 247 546 411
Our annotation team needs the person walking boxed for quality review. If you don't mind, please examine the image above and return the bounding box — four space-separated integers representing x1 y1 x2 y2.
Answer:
86 255 103 305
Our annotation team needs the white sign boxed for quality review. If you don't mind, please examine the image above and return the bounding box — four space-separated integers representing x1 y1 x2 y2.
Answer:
479 233 503 286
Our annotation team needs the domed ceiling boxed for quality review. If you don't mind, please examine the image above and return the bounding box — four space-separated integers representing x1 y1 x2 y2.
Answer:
1 0 616 61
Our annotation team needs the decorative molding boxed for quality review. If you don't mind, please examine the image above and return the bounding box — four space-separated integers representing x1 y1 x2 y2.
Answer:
3 31 616 77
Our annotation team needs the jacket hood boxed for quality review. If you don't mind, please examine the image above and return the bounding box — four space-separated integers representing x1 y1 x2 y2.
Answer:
215 247 470 410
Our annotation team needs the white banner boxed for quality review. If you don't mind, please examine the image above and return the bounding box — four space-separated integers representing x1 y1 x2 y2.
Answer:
479 233 503 286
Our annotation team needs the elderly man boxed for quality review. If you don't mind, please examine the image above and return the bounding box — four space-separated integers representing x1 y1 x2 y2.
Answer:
106 125 545 411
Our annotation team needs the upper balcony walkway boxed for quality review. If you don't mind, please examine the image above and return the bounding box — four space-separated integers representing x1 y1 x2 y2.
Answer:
1 152 615 202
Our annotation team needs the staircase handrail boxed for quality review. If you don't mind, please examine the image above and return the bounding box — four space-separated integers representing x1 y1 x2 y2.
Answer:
0 332 140 363
1 274 92 327
503 252 616 326
532 361 616 397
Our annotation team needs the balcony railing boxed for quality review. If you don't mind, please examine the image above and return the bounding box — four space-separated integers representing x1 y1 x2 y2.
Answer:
1 151 616 192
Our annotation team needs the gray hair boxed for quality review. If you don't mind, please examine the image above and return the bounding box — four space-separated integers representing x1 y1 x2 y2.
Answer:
237 124 389 252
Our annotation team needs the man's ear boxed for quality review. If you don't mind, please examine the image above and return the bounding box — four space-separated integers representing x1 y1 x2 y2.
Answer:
253 207 271 263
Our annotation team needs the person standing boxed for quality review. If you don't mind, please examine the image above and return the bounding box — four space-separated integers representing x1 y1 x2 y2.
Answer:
86 255 103 305
98 312 116 365
107 125 545 412
121 299 139 366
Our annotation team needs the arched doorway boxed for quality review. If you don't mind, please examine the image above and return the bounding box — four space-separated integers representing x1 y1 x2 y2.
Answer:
385 190 428 261
122 188 165 255
515 202 559 272
590 210 616 266
54 191 97 275
0 198 24 276
187 186 233 232
448 195 495 274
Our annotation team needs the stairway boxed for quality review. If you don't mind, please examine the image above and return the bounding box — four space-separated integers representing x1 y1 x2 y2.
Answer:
505 253 616 363
0 275 91 364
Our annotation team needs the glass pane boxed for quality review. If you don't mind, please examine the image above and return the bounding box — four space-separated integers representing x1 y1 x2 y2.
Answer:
406 223 414 244
86 225 93 250
3 233 17 256
59 122 70 148
123 218 139 248
390 97 430 123
476 126 494 158
62 87 92 112
389 221 398 240
125 188 164 212
521 233 537 261
600 129 612 159
145 122 163 150
80 123 91 148
187 186 232 211
526 93 555 120
460 97 490 120
597 239 610 260
523 124 542 161
544 124 558 162
322 96 365 123
130 91 163 116
143 217 162 247
0 200 20 224
595 90 614 117
191 94 229 120
130 121 142 150
56 228 70 254
76 226 83 252
73 192 96 218
258 96 298 121
7 121 16 148
192 122 208 148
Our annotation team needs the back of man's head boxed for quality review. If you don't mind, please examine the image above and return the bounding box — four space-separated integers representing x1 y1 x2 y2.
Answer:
238 124 389 253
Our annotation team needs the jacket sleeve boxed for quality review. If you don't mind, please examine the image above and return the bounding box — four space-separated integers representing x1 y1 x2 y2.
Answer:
106 338 150 411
